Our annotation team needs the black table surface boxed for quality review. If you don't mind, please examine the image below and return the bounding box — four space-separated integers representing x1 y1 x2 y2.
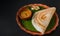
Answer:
0 0 60 36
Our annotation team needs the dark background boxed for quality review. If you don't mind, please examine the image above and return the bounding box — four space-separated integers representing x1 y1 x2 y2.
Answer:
0 0 60 36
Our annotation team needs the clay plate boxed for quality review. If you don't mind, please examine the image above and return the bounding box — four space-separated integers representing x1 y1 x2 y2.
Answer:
16 4 59 36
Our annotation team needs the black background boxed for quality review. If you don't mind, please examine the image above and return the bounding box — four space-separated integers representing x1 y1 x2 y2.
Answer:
0 0 60 36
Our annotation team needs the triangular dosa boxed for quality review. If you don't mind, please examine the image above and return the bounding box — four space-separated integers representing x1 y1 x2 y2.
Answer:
32 7 56 34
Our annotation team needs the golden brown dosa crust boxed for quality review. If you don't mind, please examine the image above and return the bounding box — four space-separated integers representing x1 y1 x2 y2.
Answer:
16 4 59 36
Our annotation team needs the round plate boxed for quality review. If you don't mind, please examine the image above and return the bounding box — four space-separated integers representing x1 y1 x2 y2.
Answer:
16 4 59 36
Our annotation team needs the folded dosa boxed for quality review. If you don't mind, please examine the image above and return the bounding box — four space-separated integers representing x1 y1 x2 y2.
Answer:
32 7 56 34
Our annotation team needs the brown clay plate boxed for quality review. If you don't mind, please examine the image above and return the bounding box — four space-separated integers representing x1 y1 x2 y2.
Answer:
16 4 59 36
